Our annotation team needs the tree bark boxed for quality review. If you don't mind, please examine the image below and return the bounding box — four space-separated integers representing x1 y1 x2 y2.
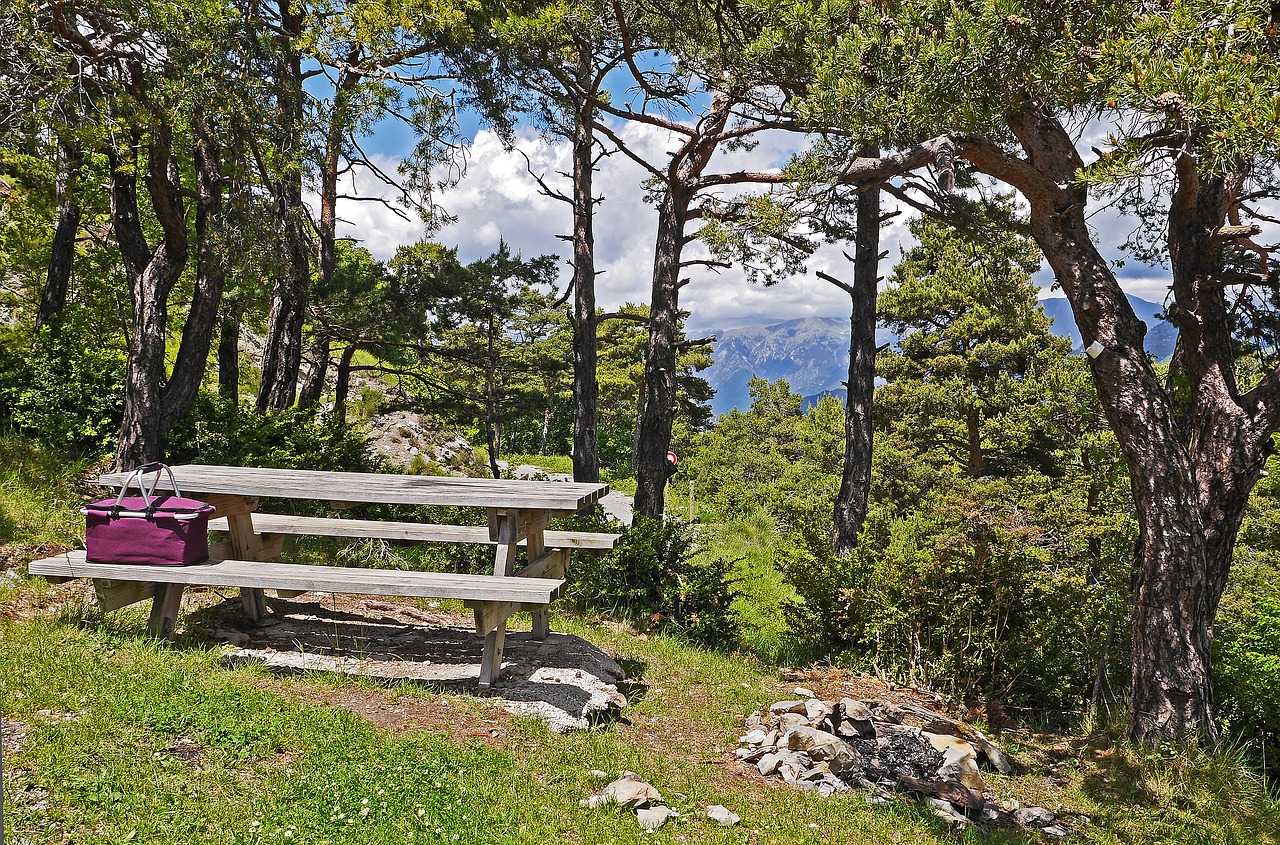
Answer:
297 334 330 410
631 94 732 522
35 133 83 333
332 342 357 422
110 128 189 470
570 50 601 483
832 179 881 557
217 305 241 401
256 0 309 412
986 102 1274 743
632 191 688 521
159 123 225 434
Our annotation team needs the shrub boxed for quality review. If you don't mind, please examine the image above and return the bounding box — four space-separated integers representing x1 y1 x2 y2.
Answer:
0 319 125 456
567 516 740 649
166 393 380 472
1214 561 1280 772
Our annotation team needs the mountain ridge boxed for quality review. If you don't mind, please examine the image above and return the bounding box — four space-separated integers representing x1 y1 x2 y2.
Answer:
704 295 1174 414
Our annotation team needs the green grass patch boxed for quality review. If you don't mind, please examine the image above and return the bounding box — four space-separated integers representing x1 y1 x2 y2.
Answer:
0 435 90 548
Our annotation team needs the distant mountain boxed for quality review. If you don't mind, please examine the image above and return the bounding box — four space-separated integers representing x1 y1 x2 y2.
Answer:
1038 295 1176 360
704 295 1174 414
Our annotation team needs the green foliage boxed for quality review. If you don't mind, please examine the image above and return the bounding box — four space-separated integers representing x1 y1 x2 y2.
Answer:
567 517 740 649
0 318 125 456
1214 560 1280 768
166 393 379 473
0 434 90 548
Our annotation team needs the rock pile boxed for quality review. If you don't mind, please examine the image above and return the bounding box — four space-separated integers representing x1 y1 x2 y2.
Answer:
736 690 1065 835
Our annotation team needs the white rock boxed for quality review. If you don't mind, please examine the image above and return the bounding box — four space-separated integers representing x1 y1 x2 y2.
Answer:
588 769 609 779
212 628 251 647
756 752 784 776
1013 807 1056 827
784 727 860 774
1043 825 1068 837
769 700 808 715
794 686 816 698
599 774 663 809
805 698 834 725
923 732 988 792
740 729 768 745
706 805 740 827
636 806 672 832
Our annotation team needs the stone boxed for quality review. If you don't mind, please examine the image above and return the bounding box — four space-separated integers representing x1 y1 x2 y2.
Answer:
1043 825 1068 837
735 745 770 762
588 770 609 779
925 797 971 829
636 806 672 832
757 752 784 776
769 700 808 715
740 729 768 745
980 803 1001 823
784 727 860 774
212 628 252 647
775 712 810 732
707 805 740 827
591 773 663 809
923 732 988 792
778 752 812 784
794 686 816 698
744 712 766 731
1013 807 1056 827
804 698 834 725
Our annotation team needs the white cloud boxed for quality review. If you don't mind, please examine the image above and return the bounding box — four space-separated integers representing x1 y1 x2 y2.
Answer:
330 118 1203 332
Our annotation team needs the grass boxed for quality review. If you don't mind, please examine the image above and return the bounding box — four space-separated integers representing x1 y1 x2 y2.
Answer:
0 435 92 549
4 439 1280 843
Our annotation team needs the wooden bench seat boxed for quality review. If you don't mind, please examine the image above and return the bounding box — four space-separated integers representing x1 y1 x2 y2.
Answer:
29 550 565 689
208 514 620 551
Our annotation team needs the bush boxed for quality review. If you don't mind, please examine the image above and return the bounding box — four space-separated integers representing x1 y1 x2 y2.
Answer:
166 393 381 472
0 319 125 456
780 477 1132 711
1214 561 1280 771
567 516 740 649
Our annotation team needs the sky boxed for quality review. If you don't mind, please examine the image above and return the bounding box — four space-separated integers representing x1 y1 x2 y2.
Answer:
329 106 1178 335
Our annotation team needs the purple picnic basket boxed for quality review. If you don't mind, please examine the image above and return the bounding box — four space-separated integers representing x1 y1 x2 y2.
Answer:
83 462 216 566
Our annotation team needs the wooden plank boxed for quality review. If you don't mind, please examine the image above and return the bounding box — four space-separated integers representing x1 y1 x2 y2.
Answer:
275 589 308 599
477 627 504 690
146 582 184 638
100 465 609 511
514 548 569 581
208 514 620 550
466 600 517 634
93 578 156 612
526 527 550 641
29 551 565 603
226 511 265 624
204 494 258 520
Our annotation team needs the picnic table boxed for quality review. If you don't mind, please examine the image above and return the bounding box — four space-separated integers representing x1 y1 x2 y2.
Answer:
28 465 617 688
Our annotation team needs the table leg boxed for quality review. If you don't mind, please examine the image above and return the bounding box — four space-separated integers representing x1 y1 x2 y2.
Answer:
226 511 266 624
527 525 551 640
146 583 185 638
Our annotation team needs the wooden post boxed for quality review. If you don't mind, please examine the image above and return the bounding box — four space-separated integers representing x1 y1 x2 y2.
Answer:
146 582 185 638
226 510 266 624
528 521 550 640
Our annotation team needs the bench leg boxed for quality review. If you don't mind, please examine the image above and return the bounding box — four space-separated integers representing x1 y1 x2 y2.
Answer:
530 606 550 640
477 626 505 690
241 588 267 624
146 583 185 638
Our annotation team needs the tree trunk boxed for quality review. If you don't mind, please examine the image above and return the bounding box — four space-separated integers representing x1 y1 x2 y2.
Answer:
217 305 241 401
997 102 1274 743
832 180 881 557
570 55 601 483
35 134 83 333
632 191 687 521
297 334 330 410
332 342 357 423
109 129 189 470
256 0 308 412
966 407 983 478
159 124 225 434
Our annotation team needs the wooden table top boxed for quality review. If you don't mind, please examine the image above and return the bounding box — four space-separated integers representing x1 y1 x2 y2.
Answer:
99 465 609 511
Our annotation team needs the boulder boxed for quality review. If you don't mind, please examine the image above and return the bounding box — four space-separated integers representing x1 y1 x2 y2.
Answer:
804 698 834 726
707 805 740 827
582 773 663 809
923 732 989 792
637 806 672 831
769 700 808 715
784 727 860 774
757 752 784 776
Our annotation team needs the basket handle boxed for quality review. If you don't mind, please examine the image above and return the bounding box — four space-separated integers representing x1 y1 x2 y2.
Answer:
111 462 183 510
